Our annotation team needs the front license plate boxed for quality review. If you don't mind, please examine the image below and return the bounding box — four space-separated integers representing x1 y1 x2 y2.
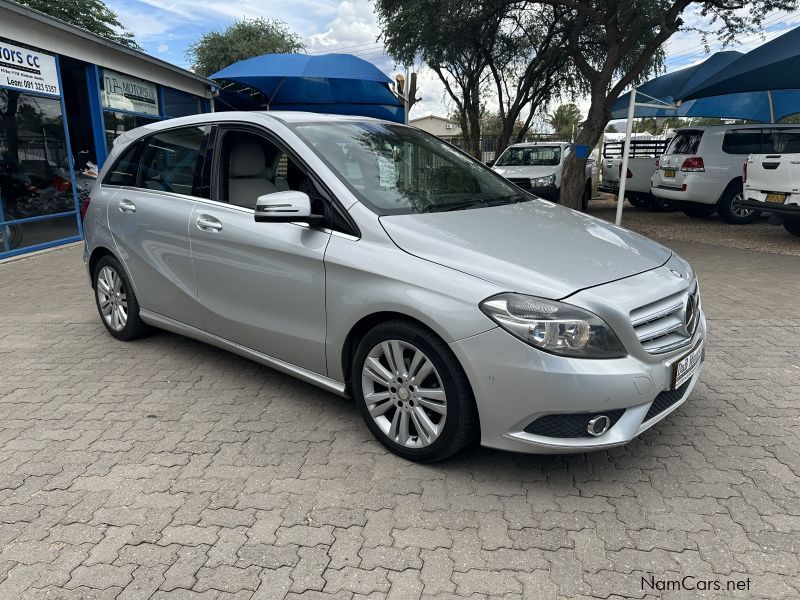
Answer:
664 169 676 178
671 341 703 389
765 193 787 203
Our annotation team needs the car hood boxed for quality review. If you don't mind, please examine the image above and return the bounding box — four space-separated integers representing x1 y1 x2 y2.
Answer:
493 165 558 179
379 199 672 299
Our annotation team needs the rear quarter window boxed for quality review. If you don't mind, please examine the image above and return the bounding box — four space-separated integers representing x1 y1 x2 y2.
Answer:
103 142 141 186
666 130 703 155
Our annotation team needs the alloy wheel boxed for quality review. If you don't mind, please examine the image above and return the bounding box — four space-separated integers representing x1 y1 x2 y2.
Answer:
730 192 755 219
361 340 447 448
96 265 128 331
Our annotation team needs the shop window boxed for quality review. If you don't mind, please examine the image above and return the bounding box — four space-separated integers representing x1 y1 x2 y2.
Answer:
1 89 79 254
104 111 158 149
163 88 202 118
139 126 208 196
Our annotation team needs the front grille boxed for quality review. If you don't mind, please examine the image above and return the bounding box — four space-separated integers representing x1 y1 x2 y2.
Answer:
508 177 532 190
630 282 698 353
644 380 690 422
524 409 625 438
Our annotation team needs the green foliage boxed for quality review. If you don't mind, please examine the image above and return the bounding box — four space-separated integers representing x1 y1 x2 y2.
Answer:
16 0 141 49
605 123 618 133
548 103 582 140
779 113 800 123
187 18 305 77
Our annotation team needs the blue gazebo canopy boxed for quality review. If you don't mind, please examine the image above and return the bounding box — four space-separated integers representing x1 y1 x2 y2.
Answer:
611 26 800 123
211 53 404 123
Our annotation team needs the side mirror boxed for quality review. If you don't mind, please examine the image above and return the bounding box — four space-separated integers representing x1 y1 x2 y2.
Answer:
485 159 495 167
254 191 323 225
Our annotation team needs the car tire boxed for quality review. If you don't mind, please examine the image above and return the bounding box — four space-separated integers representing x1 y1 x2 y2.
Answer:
682 204 716 218
351 320 477 462
783 218 800 237
581 181 592 211
649 196 675 212
717 182 761 224
627 195 647 208
93 255 148 341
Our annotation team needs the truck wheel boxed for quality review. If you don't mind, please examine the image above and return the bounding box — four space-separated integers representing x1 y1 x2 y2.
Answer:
783 219 800 237
628 195 647 208
718 182 760 224
682 204 715 218
581 181 591 211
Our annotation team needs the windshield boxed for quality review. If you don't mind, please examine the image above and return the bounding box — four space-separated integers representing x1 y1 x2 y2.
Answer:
291 121 525 215
495 146 561 167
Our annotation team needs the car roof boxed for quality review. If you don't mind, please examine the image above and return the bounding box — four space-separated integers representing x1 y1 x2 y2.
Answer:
112 110 388 148
673 123 800 133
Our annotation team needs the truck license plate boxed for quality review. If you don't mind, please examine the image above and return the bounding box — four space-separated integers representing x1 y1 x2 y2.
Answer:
765 193 787 203
671 340 703 389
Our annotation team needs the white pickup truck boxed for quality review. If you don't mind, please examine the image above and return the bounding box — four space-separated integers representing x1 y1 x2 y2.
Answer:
598 138 671 209
740 133 800 237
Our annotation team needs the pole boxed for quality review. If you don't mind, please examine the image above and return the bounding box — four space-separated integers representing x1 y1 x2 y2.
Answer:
404 67 410 124
616 86 636 226
768 90 775 123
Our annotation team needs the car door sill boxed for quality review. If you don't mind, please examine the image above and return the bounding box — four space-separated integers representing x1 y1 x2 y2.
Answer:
139 309 347 397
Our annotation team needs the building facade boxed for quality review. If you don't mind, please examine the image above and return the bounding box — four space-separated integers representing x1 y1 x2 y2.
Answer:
409 115 462 139
0 0 214 259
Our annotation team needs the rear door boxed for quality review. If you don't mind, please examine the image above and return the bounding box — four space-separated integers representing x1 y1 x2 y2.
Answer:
189 124 331 375
106 125 210 328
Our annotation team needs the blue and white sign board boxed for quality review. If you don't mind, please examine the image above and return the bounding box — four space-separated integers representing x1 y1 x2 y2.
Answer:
102 69 159 116
0 40 60 97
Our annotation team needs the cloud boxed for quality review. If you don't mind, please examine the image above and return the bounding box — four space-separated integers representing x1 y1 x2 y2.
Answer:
157 42 170 53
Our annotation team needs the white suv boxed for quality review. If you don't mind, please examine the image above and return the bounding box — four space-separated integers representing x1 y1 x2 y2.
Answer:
651 124 800 224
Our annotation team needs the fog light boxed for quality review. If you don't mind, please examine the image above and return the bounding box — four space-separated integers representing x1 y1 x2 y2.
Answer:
587 415 611 436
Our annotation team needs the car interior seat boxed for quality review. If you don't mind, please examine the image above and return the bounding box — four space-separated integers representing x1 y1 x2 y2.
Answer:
228 140 277 209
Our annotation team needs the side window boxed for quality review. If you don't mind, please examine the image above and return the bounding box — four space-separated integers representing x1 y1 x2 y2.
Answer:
722 129 762 155
220 130 325 215
139 126 208 197
103 142 140 186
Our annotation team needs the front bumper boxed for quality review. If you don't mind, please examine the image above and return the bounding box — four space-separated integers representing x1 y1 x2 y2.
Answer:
450 315 706 454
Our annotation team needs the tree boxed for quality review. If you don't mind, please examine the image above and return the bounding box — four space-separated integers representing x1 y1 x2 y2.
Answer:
187 18 305 77
484 3 573 157
533 0 797 209
605 123 618 133
16 0 140 49
548 103 582 140
378 0 501 158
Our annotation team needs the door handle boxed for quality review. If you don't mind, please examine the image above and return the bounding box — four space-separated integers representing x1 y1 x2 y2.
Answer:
118 199 136 213
196 215 222 232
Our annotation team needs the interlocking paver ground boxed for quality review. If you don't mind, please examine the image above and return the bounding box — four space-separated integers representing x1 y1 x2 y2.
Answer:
1 209 799 599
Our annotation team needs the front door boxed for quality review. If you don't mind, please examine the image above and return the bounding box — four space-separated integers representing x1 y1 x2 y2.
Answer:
106 125 209 328
190 126 331 375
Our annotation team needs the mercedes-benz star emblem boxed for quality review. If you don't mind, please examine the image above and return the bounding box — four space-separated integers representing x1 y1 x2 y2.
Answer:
683 293 699 336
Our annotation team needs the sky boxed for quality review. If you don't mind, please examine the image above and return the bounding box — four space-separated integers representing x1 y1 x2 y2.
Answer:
107 0 800 125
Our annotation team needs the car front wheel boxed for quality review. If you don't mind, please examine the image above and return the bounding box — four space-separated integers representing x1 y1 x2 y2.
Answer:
352 320 477 462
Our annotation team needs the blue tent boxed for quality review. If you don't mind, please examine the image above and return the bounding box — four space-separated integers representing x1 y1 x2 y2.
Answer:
211 53 405 123
682 25 800 100
610 49 800 122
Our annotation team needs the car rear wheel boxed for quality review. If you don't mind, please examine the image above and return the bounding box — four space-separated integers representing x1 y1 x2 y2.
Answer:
581 181 592 211
93 255 148 341
784 219 800 237
682 204 715 218
718 184 761 224
352 320 477 462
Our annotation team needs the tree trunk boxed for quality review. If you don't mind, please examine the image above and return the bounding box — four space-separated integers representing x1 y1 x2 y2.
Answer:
559 89 610 210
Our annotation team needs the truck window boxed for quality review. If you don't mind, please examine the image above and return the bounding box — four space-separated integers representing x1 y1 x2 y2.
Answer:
764 128 800 154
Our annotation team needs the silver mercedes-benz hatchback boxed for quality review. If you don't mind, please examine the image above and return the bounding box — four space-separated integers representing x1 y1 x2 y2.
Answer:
83 111 705 462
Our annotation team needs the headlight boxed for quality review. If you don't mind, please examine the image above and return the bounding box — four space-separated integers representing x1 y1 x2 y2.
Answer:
530 174 556 187
479 293 626 358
